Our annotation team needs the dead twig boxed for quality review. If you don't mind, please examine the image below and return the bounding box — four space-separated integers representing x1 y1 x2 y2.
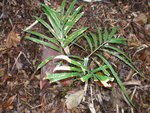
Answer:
10 52 22 72
84 81 88 94
125 70 134 81
31 104 42 109
24 20 39 31
116 104 119 113
123 81 141 86
24 14 44 31
130 86 137 100
89 86 96 113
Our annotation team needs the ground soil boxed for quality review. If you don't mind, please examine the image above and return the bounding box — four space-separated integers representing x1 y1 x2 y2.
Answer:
0 0 150 113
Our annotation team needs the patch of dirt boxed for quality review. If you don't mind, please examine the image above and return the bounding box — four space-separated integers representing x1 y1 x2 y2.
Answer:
0 0 149 113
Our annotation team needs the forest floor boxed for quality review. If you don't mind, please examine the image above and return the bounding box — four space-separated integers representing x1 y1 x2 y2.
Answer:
0 0 150 113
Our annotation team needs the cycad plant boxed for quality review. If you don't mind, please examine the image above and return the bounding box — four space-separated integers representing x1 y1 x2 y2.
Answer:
43 26 141 106
24 0 141 106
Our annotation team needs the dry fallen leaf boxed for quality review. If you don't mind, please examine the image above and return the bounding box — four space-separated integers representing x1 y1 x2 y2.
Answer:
144 24 150 37
133 13 148 25
6 31 21 48
139 48 150 64
41 46 60 90
65 90 85 109
0 2 4 7
2 94 17 109
128 41 140 47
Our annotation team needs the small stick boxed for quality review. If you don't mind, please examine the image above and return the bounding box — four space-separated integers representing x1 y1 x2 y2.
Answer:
131 86 137 100
125 69 134 81
123 81 141 86
89 86 96 113
121 108 124 113
131 107 134 113
11 52 22 72
24 20 39 31
24 14 44 31
31 104 42 109
116 104 119 113
84 81 88 94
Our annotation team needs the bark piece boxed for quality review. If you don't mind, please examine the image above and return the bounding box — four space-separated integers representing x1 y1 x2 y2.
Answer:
40 46 60 90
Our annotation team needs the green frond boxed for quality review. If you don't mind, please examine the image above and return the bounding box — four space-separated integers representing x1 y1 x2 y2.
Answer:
25 30 59 46
33 16 59 39
69 6 83 22
108 38 128 45
26 0 86 55
64 12 84 36
101 49 142 76
104 45 132 62
92 58 110 76
42 4 61 28
80 74 92 82
45 72 81 79
64 27 88 48
42 7 62 38
91 67 104 73
60 0 66 17
68 33 84 48
98 64 110 76
89 32 98 49
25 36 60 52
94 74 114 87
83 34 93 52
68 55 84 61
37 56 54 70
104 27 108 42
63 0 77 24
94 74 114 82
96 54 134 106
44 72 81 83
50 73 80 83
109 26 118 39
95 25 102 45
73 42 86 51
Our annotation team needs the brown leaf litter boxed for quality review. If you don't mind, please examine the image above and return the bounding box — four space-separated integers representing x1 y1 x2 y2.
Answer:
6 30 21 48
